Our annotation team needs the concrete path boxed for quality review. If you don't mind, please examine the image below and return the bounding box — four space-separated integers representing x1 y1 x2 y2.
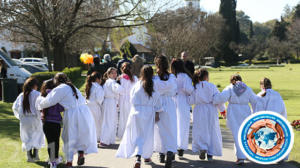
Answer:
73 128 297 168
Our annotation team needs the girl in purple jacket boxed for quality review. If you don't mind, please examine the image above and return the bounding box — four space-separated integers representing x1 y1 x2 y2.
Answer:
38 79 64 168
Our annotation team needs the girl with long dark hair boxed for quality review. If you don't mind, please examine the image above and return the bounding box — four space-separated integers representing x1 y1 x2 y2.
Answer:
100 67 124 147
116 65 162 168
170 59 194 158
153 55 177 168
189 68 226 161
12 77 44 162
213 74 257 165
85 71 104 147
117 62 138 138
37 73 97 168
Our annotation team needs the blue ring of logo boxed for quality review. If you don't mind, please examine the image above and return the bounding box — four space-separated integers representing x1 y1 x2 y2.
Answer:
240 113 292 163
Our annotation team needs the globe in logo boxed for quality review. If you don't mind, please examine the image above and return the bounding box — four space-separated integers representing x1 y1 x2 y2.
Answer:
238 111 294 164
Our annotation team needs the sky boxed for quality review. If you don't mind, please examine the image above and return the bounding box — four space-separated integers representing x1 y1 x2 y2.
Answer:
194 0 300 23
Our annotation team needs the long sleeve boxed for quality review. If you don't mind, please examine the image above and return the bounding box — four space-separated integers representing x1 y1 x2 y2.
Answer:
12 94 23 120
249 88 258 113
188 89 196 105
96 86 104 106
212 84 226 112
39 85 67 110
213 85 231 105
154 95 163 113
112 81 125 95
183 76 194 95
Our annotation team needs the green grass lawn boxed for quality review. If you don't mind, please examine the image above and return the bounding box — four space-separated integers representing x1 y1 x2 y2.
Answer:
0 64 299 167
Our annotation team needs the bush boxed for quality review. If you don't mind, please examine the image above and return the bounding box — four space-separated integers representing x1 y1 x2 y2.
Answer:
31 67 82 86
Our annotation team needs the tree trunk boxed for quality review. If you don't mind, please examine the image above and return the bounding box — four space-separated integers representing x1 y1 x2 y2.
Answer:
43 43 52 71
52 43 66 71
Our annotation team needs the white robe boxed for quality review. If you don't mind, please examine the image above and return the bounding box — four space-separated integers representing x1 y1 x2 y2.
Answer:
12 90 45 151
38 84 97 161
153 74 178 153
116 81 163 159
189 81 225 156
101 78 124 145
255 89 287 118
213 84 257 159
86 82 104 142
117 76 138 138
175 73 194 150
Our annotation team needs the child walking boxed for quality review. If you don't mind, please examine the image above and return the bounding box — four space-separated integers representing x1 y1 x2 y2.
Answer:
171 59 194 158
153 55 177 168
116 65 162 168
189 69 226 161
100 67 124 147
117 62 138 138
12 77 44 162
37 73 97 168
213 74 257 165
37 79 64 168
86 72 104 147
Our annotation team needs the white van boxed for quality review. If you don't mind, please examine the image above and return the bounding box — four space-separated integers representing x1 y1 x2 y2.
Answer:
0 50 31 84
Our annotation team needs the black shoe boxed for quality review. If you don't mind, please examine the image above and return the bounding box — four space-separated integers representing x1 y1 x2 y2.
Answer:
207 154 213 161
199 150 206 160
177 149 184 158
77 152 85 166
165 151 173 168
159 153 165 163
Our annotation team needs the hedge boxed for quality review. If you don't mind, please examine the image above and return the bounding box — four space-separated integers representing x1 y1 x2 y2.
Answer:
32 67 82 85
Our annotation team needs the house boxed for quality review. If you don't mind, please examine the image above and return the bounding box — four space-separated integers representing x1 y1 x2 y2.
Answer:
132 44 154 63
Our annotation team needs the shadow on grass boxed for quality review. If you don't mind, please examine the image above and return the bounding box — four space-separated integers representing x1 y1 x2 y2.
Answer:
0 102 20 140
289 161 300 168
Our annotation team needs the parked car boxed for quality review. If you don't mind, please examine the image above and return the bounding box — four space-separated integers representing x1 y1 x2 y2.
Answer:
0 50 31 84
22 62 49 71
12 59 23 65
20 64 46 74
20 57 47 64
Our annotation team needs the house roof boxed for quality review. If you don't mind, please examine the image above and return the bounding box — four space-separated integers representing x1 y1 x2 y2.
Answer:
133 44 152 53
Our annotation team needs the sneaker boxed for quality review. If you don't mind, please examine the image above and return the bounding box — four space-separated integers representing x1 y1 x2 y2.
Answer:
77 153 85 166
199 150 206 160
134 161 141 168
177 149 184 158
165 152 173 168
66 162 73 168
55 156 63 164
236 159 244 165
159 153 165 163
144 158 152 165
207 154 213 161
50 162 57 168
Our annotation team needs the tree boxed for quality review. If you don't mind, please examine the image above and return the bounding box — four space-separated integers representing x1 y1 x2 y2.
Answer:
0 0 172 70
288 19 300 60
219 0 239 65
266 37 290 64
272 19 288 41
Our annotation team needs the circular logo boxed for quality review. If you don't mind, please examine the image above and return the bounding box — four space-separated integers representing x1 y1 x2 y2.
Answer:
238 111 294 164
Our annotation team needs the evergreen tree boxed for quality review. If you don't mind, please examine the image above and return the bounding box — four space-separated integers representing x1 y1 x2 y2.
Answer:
272 19 288 41
219 0 239 65
249 21 254 38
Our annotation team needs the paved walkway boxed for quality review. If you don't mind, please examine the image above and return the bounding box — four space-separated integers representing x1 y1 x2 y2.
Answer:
73 128 297 168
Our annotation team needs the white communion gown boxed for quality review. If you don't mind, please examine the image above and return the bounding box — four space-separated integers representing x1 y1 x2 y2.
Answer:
174 73 194 150
38 84 97 161
116 81 163 159
86 82 104 142
189 81 225 156
101 78 124 145
213 84 257 159
153 74 178 154
117 75 138 138
13 90 45 151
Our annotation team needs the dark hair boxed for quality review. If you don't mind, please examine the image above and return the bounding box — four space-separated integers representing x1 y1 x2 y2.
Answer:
230 74 242 84
54 73 78 99
93 57 100 65
22 77 39 113
121 62 134 82
140 65 154 97
193 68 209 87
101 67 117 85
260 77 272 89
154 55 169 81
86 72 102 99
40 79 55 97
171 59 192 78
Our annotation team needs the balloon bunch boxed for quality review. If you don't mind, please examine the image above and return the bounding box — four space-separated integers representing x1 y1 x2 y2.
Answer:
80 53 94 64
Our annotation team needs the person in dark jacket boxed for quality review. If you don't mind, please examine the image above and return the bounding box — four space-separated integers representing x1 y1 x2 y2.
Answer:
0 59 7 78
117 54 132 75
87 56 105 76
181 51 195 76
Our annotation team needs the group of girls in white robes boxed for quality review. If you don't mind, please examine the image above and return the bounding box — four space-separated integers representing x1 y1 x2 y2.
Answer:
13 55 288 168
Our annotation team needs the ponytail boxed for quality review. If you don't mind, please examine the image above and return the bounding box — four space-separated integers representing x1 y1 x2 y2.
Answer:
154 55 169 81
121 62 134 82
140 65 154 97
22 77 38 113
54 72 78 99
86 72 102 99
193 68 208 88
